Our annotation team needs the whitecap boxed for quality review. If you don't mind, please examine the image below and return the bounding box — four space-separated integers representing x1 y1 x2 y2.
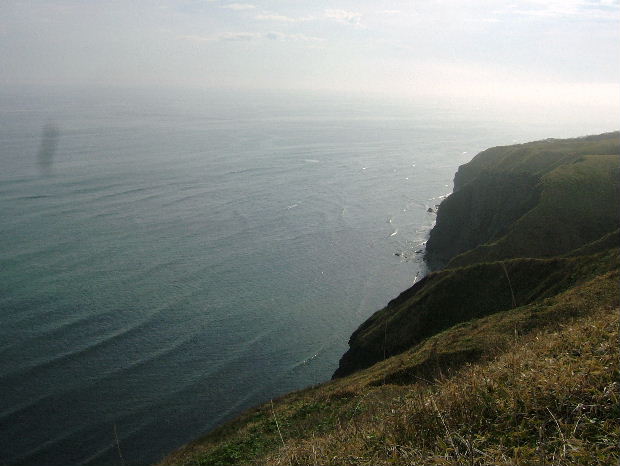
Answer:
304 159 320 163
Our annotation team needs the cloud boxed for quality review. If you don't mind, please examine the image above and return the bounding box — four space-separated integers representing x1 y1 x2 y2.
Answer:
263 32 325 43
222 3 256 11
324 9 362 26
255 13 314 23
219 31 259 41
179 31 325 43
180 32 258 42
503 0 620 20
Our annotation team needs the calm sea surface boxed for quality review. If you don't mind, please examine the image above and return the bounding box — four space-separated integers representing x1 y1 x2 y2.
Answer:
0 87 614 465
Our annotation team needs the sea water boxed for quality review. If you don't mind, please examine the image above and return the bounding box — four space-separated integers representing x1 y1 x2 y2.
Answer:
0 87 614 465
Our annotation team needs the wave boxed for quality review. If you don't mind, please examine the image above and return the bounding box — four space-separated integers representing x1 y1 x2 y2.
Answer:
427 192 452 202
1 308 282 426
0 278 217 383
288 344 328 371
88 185 154 202
13 194 52 200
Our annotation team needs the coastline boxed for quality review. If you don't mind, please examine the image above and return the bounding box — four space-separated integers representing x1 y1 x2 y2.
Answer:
158 131 620 466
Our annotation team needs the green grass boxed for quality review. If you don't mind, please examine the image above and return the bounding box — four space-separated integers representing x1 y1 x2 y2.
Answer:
159 269 619 466
335 245 618 377
453 131 620 189
426 132 620 269
270 303 619 466
450 154 620 267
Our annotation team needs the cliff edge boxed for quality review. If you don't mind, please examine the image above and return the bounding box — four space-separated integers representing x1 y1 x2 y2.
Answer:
425 132 620 269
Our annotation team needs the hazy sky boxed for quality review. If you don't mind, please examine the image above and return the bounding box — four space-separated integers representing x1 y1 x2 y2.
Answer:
1 0 619 105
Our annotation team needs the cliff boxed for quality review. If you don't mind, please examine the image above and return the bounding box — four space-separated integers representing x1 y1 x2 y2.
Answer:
425 132 620 269
158 132 620 466
334 131 620 378
332 248 618 378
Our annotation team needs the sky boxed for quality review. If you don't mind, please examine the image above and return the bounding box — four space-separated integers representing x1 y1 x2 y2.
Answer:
1 0 619 106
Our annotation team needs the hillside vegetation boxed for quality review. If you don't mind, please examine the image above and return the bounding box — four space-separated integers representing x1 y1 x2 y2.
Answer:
333 247 618 378
425 132 619 269
158 133 620 466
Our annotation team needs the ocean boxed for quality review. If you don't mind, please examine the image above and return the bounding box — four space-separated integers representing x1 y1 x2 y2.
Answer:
0 87 615 465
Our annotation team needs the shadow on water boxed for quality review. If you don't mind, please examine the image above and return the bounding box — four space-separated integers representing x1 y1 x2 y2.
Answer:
37 122 59 176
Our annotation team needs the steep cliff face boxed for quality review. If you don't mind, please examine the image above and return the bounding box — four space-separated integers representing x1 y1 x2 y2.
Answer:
333 247 619 378
425 132 620 270
423 173 540 270
334 132 620 378
448 154 620 267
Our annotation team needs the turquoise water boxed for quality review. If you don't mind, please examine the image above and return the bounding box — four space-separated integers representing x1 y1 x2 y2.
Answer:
0 87 613 465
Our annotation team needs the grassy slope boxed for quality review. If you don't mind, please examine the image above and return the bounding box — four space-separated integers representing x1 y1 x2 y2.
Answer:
334 247 618 378
266 287 619 466
453 132 620 190
159 268 619 466
564 229 620 258
425 132 620 269
449 154 620 268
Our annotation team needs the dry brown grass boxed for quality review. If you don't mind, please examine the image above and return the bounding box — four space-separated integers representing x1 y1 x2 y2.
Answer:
264 305 619 466
159 271 619 466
